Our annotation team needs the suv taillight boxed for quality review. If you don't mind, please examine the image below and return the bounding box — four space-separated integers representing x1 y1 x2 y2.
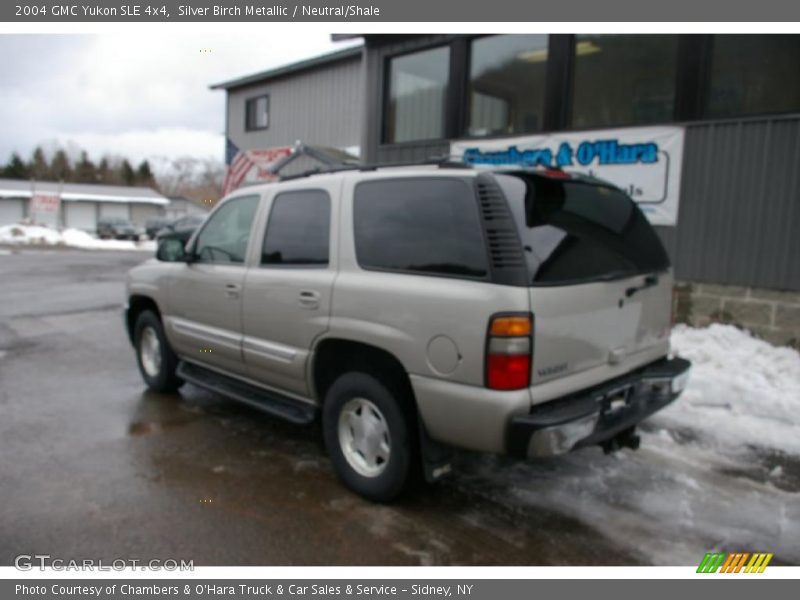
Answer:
486 314 533 390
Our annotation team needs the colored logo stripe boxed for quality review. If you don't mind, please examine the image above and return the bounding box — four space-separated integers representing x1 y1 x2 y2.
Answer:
745 553 773 573
697 552 773 573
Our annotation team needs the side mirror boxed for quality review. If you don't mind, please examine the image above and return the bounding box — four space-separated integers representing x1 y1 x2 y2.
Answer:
156 235 188 262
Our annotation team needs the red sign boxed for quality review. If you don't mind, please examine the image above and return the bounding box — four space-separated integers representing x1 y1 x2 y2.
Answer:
30 193 61 213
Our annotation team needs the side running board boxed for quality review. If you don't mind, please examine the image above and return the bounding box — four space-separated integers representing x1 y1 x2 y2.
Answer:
177 361 316 425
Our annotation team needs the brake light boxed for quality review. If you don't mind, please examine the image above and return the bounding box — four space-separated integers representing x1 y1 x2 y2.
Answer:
541 167 570 179
486 313 533 390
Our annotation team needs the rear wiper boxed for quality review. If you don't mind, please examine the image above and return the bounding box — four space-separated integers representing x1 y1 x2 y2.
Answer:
626 274 659 298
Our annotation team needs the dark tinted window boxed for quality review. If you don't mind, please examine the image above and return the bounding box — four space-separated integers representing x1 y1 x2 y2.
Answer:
262 190 330 266
494 173 670 285
706 35 800 118
571 35 678 128
354 178 488 279
245 95 269 130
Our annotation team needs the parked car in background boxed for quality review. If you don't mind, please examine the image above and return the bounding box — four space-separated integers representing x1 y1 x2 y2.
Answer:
125 164 690 502
155 214 206 239
97 217 138 240
144 217 173 240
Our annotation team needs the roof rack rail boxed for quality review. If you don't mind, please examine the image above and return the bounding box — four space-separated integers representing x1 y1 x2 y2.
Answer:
277 156 472 182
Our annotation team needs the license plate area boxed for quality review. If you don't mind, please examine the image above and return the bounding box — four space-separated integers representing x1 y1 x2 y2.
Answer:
599 383 635 417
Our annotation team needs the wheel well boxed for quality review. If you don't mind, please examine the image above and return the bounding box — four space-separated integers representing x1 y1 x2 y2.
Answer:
312 339 416 410
126 295 161 342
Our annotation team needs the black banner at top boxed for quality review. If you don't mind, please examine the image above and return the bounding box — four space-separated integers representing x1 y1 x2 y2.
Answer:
4 0 800 22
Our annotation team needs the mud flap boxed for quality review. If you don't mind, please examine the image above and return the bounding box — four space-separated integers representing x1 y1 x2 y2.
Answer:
418 418 454 482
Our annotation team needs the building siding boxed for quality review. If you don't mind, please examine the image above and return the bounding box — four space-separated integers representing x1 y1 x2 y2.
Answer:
226 55 364 153
661 115 800 291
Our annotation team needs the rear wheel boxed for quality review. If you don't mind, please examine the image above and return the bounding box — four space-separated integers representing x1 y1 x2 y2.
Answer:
134 310 182 392
323 372 415 502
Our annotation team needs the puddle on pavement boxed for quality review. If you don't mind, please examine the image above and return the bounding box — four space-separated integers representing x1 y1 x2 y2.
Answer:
127 390 206 437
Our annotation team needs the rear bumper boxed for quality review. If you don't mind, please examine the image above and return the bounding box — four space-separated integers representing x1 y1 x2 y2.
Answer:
508 356 691 458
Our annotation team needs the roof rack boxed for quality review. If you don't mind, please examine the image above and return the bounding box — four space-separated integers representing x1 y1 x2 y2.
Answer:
278 157 473 182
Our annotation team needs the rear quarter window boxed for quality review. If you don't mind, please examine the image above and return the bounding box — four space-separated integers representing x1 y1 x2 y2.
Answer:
494 173 670 285
353 177 489 279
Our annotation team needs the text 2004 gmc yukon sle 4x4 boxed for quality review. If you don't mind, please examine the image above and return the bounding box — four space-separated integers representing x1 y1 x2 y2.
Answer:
124 165 691 501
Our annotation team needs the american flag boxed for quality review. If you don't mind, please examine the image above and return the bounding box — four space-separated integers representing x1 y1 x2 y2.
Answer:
222 140 292 196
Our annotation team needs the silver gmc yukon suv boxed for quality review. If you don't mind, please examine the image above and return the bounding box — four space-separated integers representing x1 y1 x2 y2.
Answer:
125 164 691 501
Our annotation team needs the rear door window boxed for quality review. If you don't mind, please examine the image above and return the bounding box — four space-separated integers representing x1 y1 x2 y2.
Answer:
494 173 670 285
353 178 489 279
261 190 331 266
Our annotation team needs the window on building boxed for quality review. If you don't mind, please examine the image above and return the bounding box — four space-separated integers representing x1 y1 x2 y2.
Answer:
571 35 679 129
194 195 260 264
467 34 549 137
353 178 488 279
245 95 269 131
261 190 331 266
706 35 800 118
385 46 450 143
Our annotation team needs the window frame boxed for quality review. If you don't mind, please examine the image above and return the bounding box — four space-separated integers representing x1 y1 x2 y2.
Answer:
374 34 800 156
701 34 800 120
381 44 455 145
352 176 492 283
260 188 332 269
190 194 261 266
244 94 270 132
464 33 552 138
568 34 682 131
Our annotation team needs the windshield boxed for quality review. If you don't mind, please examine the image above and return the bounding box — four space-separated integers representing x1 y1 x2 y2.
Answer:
494 172 670 285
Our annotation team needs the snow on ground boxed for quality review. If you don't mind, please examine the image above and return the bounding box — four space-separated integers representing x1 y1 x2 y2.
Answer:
456 325 800 565
663 324 800 455
0 223 156 252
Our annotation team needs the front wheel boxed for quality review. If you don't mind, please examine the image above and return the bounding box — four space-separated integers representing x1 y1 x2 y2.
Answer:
322 372 415 502
134 310 182 393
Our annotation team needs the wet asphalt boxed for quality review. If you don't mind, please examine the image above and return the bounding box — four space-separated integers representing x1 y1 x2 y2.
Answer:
0 248 796 566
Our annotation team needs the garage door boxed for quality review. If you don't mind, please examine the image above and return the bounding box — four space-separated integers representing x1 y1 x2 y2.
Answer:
130 203 161 228
99 203 130 219
0 199 24 226
64 202 96 231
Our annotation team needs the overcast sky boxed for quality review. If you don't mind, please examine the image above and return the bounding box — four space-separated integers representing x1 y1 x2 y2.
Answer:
0 33 358 169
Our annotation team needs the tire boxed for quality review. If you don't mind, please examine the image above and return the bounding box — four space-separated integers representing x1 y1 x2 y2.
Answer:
133 310 182 393
322 372 415 502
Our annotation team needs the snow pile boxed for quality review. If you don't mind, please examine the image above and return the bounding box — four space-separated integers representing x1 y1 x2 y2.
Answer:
0 224 61 245
0 223 155 252
658 323 800 455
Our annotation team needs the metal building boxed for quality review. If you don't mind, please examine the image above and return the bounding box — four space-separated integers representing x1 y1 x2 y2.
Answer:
211 46 364 156
0 178 169 231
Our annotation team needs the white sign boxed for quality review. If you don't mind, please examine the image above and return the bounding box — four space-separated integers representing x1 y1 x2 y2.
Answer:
29 193 61 213
451 126 685 226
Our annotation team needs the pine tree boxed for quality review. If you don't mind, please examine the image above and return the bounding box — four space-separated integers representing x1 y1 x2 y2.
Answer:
136 160 156 188
30 147 49 180
121 160 136 186
74 151 97 183
2 153 30 179
96 157 111 183
50 149 72 181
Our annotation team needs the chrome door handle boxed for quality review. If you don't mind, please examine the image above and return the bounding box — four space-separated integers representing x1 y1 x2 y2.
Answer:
298 290 320 309
225 283 241 299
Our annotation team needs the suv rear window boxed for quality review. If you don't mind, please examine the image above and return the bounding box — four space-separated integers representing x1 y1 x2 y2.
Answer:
494 173 670 285
354 178 488 279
